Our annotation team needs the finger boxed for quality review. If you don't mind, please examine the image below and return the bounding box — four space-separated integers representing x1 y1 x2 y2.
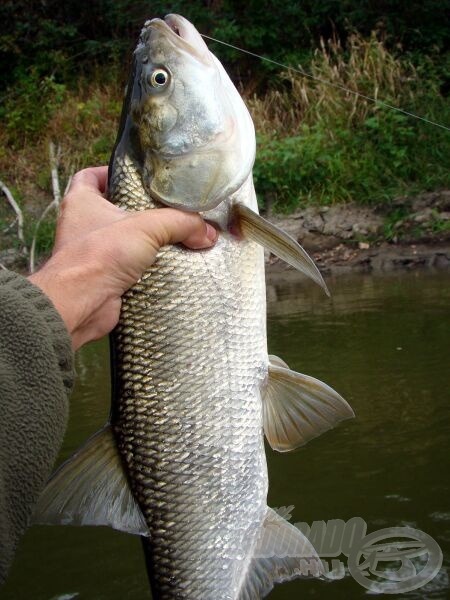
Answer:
69 166 108 194
184 222 218 249
130 208 218 251
60 165 123 225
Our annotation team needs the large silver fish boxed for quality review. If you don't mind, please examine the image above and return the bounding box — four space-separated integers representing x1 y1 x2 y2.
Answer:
35 14 354 599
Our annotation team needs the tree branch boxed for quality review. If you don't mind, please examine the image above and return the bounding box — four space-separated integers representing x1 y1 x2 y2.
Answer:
29 144 73 273
29 199 58 274
49 141 62 205
0 178 27 252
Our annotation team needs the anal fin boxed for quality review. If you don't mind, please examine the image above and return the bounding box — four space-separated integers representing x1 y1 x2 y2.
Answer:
239 507 323 600
32 424 148 536
232 203 329 295
263 355 354 452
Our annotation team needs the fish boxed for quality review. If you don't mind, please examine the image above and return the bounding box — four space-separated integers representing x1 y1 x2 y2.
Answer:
34 14 354 599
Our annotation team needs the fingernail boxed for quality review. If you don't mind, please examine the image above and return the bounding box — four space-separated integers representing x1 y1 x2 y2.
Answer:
205 222 218 243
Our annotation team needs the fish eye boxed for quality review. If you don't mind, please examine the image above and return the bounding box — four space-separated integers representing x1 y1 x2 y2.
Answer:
149 68 170 88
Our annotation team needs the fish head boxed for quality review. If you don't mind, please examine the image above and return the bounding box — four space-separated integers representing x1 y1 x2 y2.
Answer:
124 14 255 211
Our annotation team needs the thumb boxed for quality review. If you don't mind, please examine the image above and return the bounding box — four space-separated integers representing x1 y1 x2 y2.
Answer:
102 207 218 283
129 208 218 251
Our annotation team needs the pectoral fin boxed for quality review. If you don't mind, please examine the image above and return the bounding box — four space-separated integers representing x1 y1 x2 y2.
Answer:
262 355 354 452
232 203 329 295
32 424 148 536
239 507 323 600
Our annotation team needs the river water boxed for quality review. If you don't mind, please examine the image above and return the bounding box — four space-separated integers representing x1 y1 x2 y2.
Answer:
2 270 449 599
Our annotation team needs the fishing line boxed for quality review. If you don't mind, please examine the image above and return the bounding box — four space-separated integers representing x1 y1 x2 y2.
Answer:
1 30 448 134
201 33 450 133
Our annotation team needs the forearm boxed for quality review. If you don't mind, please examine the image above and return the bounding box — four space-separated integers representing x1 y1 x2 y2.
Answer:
0 270 74 583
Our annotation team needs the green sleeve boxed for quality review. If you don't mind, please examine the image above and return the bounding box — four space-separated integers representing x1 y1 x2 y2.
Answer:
0 270 74 584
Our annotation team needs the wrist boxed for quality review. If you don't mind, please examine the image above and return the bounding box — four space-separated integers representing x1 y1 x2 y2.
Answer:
29 259 97 349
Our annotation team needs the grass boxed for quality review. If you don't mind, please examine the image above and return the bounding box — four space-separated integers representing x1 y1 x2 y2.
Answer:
248 33 450 211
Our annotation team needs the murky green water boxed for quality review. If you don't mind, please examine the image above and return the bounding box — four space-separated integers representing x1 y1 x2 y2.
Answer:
3 271 449 599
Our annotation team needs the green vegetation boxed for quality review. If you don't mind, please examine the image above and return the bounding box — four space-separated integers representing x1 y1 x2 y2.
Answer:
2 0 449 93
250 34 450 210
382 204 450 242
26 218 56 257
0 0 448 241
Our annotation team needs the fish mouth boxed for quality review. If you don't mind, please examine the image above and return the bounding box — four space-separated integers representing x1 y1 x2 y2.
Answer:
144 14 210 63
164 14 189 39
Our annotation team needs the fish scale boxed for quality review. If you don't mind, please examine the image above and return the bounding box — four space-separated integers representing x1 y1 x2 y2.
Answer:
109 157 269 599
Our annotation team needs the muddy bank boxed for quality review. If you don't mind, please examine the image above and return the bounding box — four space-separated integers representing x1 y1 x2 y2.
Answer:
266 241 450 281
266 190 450 278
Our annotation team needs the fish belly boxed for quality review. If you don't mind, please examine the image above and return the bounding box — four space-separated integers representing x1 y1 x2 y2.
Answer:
111 233 268 599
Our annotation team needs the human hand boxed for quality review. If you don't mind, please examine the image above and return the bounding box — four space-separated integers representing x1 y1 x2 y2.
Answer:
29 166 217 350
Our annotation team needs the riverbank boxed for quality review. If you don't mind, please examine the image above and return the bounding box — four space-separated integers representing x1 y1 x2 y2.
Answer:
266 241 450 281
266 189 450 278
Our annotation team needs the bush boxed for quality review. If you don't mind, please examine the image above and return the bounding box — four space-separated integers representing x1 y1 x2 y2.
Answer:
0 71 66 143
